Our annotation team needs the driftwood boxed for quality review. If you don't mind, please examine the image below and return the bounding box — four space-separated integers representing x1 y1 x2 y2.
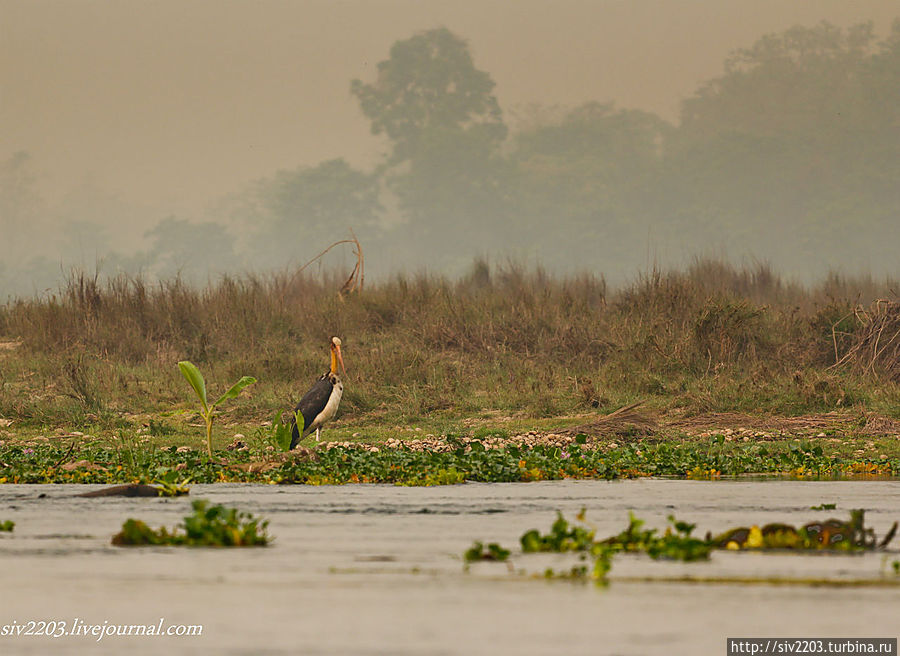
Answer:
78 484 163 498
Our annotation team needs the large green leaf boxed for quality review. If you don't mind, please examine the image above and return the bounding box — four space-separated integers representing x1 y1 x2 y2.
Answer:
270 411 299 452
178 361 208 413
212 376 257 408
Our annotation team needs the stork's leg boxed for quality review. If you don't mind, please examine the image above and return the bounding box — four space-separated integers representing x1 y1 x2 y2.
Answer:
315 428 320 442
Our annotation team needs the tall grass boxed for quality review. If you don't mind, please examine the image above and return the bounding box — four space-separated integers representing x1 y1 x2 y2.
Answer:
0 259 897 426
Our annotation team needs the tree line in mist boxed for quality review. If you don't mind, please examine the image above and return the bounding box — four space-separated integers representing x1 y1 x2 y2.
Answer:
2 19 898 297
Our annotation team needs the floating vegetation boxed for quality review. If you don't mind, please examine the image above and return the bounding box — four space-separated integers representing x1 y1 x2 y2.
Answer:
600 513 713 561
810 503 837 511
467 509 899 585
463 542 510 563
153 480 191 498
152 468 192 497
711 510 896 551
0 520 13 532
111 500 269 547
0 439 896 486
520 510 598 554
517 511 712 583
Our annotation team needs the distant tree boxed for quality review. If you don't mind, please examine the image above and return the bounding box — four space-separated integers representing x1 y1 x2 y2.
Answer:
0 152 43 265
351 27 506 166
145 217 236 282
351 28 512 269
60 220 111 269
243 158 381 267
506 102 671 269
859 19 900 201
512 102 669 215
662 21 900 277
0 255 62 298
679 21 879 139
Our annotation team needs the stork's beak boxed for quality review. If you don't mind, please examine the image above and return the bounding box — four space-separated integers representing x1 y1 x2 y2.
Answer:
331 341 346 377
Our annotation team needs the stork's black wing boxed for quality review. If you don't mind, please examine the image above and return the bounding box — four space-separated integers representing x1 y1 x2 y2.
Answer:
289 376 333 449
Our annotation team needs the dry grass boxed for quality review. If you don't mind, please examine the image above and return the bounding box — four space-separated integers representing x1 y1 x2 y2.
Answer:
829 299 900 381
0 258 898 427
561 402 659 437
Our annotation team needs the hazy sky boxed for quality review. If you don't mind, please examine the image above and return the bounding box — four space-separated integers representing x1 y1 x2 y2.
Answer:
3 0 898 216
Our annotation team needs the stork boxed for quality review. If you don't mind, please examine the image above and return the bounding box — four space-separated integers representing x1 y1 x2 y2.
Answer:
290 337 345 448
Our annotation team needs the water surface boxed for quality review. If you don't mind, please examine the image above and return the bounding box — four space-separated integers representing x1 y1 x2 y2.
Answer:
1 480 898 655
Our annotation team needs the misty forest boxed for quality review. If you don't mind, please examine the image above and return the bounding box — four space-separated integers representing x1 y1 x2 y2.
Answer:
3 13 900 651
2 19 899 296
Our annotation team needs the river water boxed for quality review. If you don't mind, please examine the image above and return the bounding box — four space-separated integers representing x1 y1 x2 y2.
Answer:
1 479 898 655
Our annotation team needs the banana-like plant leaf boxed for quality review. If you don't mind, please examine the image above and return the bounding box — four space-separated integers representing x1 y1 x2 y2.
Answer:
178 361 208 413
213 376 257 408
271 412 294 452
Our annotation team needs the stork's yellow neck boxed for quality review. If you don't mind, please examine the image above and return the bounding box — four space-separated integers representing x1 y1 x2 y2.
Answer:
330 348 337 375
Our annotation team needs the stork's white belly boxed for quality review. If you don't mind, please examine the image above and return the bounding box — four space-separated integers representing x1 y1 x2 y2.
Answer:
305 380 343 436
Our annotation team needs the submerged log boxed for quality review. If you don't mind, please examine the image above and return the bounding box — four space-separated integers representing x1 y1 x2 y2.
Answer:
78 484 163 498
